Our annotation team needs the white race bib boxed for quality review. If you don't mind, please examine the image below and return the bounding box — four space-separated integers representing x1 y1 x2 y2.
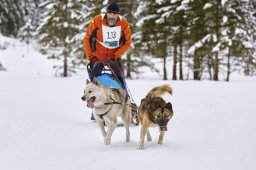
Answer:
98 25 121 49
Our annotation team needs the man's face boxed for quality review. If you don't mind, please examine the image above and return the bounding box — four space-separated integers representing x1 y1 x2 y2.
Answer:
107 12 119 26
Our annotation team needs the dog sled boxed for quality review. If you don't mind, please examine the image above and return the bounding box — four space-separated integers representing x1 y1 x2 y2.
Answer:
86 58 139 125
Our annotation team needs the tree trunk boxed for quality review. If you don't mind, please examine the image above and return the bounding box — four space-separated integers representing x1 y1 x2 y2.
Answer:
213 0 221 81
226 47 231 82
163 55 167 80
126 53 131 78
172 45 177 80
207 56 212 80
244 55 250 76
179 45 183 80
213 52 219 81
63 1 68 77
193 51 200 80
63 52 68 77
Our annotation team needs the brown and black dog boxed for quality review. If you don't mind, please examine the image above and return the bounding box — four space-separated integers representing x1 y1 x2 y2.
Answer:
137 84 173 150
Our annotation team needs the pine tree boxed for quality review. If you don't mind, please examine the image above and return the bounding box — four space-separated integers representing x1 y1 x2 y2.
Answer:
158 0 188 80
37 0 87 77
240 0 256 76
221 0 256 79
18 20 33 51
137 0 172 80
0 0 26 36
0 0 42 38
186 0 209 80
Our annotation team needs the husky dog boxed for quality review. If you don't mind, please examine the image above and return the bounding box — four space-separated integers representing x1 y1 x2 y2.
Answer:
81 78 131 145
137 84 173 150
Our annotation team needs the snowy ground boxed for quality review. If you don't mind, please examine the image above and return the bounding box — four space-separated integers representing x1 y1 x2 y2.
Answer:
1 37 256 170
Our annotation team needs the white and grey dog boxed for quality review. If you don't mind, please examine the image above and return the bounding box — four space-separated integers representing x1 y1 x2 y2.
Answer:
82 78 131 145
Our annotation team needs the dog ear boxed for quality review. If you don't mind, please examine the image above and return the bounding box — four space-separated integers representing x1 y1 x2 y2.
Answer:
86 79 90 84
93 77 99 85
165 102 173 112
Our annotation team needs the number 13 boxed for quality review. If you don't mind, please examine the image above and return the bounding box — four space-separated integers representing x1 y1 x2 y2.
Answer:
107 31 116 39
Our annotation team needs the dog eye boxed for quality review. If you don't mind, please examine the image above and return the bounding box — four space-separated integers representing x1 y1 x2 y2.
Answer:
89 91 92 93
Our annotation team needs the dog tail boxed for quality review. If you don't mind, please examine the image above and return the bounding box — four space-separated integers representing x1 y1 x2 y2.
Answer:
146 84 173 98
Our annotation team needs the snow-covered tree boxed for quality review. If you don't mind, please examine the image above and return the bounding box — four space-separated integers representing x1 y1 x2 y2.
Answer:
156 0 188 80
185 0 210 80
0 0 26 36
37 0 89 77
137 0 173 80
18 20 33 52
185 0 256 80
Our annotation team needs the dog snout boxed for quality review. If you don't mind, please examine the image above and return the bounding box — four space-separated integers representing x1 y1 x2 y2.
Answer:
157 118 167 126
81 96 86 101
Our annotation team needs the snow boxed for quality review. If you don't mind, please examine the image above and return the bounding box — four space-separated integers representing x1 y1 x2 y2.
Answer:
187 34 218 54
203 3 213 9
222 15 228 24
136 14 157 27
235 28 247 35
181 0 194 6
1 37 256 170
212 42 221 52
221 0 229 6
63 22 68 28
177 5 187 11
156 0 164 4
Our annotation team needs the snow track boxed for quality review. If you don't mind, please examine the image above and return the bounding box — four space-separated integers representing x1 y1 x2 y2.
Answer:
1 38 256 170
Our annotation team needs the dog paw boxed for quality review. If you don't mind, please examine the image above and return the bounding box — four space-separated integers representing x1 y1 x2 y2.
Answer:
104 138 111 145
158 140 163 144
126 136 130 143
137 144 144 150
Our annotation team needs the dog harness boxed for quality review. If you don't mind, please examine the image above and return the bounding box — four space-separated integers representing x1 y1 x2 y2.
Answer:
96 95 123 120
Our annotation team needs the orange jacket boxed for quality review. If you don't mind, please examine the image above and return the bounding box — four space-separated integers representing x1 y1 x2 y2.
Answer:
84 14 131 61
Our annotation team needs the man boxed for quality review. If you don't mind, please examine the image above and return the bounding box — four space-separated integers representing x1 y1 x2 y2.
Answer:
84 2 131 83
83 2 138 124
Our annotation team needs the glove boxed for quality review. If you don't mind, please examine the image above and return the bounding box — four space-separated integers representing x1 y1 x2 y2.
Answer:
88 56 98 63
102 57 111 65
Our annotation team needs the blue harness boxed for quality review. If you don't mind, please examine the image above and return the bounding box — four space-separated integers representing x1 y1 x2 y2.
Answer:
96 73 122 89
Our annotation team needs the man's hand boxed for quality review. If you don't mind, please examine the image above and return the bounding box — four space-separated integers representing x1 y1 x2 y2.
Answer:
102 57 111 65
89 56 98 63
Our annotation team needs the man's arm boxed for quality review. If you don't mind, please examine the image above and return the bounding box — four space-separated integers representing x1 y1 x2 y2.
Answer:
114 18 132 58
83 19 96 60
